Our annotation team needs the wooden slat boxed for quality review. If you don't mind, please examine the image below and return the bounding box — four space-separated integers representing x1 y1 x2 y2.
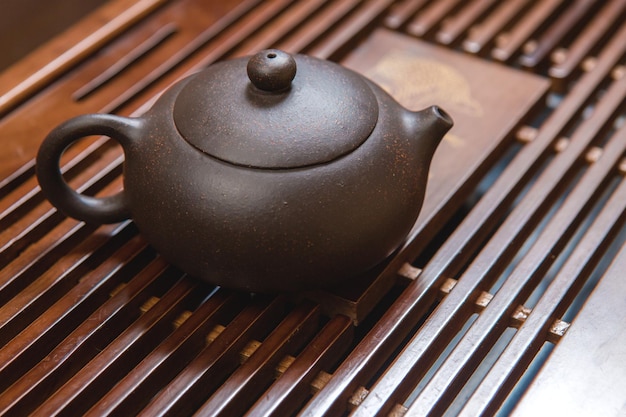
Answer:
300 21 626 417
137 296 287 416
72 24 178 101
246 315 353 417
231 0 330 56
459 138 626 417
0 219 133 344
435 0 498 45
462 0 532 54
307 0 397 60
0 258 172 415
0 160 36 200
549 0 626 84
32 276 203 416
193 0 296 62
511 237 626 417
492 0 564 62
0 134 113 215
0 183 127 317
276 0 361 53
0 0 168 116
519 0 600 69
85 290 246 416
194 303 320 416
406 0 463 38
384 0 430 30
0 229 146 391
0 155 123 267
403 93 626 416
0 218 93 304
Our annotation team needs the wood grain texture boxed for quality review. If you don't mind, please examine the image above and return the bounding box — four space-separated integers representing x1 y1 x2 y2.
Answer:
1 1 626 415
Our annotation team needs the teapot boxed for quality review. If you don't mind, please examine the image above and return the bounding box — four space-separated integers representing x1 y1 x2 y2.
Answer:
36 49 452 293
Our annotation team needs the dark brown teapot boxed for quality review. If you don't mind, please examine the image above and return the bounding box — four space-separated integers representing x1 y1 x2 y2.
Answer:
36 49 452 293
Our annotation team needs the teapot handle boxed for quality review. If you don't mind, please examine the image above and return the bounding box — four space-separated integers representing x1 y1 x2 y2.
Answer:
36 113 143 224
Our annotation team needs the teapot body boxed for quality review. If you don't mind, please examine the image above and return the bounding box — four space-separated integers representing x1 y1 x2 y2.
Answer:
123 77 431 292
36 50 452 293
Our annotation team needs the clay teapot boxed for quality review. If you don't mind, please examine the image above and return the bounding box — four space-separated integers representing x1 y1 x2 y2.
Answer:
36 49 452 293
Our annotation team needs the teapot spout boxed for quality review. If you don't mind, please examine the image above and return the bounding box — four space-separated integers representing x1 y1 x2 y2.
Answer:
408 105 453 159
427 105 454 135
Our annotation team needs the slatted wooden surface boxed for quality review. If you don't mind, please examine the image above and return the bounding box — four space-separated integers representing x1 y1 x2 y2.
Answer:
1 0 625 415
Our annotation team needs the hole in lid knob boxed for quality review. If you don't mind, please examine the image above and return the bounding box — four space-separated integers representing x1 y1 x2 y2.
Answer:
267 53 277 59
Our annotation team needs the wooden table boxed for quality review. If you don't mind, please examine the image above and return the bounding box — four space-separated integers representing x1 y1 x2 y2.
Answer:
1 0 625 415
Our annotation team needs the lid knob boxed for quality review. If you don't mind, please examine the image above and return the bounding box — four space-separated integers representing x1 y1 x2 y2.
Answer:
247 49 297 92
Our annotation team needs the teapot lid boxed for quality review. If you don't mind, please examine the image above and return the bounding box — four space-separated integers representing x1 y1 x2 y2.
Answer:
172 50 379 169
